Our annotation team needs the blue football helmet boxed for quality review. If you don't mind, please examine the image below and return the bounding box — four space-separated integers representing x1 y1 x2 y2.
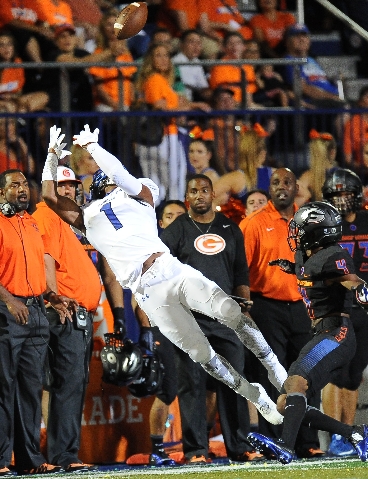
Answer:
90 169 114 200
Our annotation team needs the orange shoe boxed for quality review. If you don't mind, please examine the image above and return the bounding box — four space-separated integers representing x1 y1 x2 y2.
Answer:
22 463 64 475
186 455 207 465
0 468 13 477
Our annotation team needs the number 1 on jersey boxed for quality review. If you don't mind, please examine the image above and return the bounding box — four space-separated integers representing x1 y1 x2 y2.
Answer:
100 202 123 230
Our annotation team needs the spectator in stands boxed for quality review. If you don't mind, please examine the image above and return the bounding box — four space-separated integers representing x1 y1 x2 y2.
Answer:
200 0 253 59
213 123 273 207
208 86 243 172
296 129 337 206
35 0 74 28
249 0 296 58
187 126 224 183
89 9 137 111
172 30 211 102
0 0 55 62
343 85 368 173
283 23 345 109
134 43 210 201
244 39 290 107
209 32 259 108
244 189 269 215
0 31 49 113
45 24 122 111
156 0 219 58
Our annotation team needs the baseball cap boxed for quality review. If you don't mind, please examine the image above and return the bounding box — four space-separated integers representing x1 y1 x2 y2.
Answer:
54 24 76 38
286 23 310 37
57 166 81 184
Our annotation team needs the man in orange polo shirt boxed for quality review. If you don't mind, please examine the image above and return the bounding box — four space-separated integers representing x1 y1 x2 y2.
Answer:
33 166 101 473
0 169 76 476
239 168 324 459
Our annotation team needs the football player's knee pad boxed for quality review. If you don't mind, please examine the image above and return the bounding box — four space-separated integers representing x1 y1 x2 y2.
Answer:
210 290 241 325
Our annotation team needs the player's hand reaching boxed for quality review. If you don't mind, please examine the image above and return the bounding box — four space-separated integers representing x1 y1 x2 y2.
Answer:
269 259 296 275
73 124 99 149
48 125 72 160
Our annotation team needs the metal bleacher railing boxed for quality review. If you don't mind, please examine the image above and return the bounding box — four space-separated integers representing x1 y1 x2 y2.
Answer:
0 56 366 192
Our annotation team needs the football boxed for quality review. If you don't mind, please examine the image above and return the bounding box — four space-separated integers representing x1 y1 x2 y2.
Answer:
114 2 148 40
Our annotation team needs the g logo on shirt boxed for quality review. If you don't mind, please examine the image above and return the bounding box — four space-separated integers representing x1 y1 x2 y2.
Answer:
194 234 226 255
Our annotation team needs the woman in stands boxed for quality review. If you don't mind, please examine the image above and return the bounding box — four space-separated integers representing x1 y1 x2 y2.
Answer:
187 126 225 184
134 43 210 202
213 123 273 207
89 9 137 111
0 31 49 113
296 129 337 206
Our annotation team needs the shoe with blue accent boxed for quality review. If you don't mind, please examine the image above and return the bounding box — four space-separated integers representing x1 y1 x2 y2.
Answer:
247 433 295 465
149 453 176 466
348 425 368 461
328 434 357 457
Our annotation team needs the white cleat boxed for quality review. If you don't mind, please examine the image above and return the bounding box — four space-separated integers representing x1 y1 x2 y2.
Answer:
251 383 284 425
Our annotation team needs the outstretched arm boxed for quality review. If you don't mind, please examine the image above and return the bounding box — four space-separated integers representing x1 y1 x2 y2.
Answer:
42 126 85 232
73 125 154 207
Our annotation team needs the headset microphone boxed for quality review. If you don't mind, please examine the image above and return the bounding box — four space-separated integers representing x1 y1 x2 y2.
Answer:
0 202 17 217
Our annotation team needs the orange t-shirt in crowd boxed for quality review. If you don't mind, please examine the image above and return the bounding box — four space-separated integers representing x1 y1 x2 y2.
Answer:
343 114 368 168
239 200 301 301
0 58 25 95
89 49 136 108
64 0 101 25
249 11 295 49
209 60 257 104
33 202 101 311
202 0 253 40
156 0 202 37
142 72 179 134
0 212 46 296
0 0 38 28
35 0 73 26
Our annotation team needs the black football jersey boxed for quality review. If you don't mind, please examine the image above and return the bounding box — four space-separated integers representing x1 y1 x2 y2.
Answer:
295 244 355 320
340 210 368 282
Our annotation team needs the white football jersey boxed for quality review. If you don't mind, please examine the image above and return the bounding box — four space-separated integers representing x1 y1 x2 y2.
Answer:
82 183 169 291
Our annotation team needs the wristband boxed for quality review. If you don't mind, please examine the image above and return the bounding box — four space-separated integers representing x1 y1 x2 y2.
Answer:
42 152 58 181
112 307 125 322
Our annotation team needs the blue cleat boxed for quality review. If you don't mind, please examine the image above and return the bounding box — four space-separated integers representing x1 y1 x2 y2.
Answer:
247 432 295 465
348 425 368 462
328 434 357 457
149 453 176 467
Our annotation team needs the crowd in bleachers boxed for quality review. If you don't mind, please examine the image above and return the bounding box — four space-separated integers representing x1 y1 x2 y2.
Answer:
1 0 368 471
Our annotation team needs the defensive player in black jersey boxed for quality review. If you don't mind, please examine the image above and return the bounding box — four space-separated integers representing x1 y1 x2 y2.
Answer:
321 168 368 456
247 200 368 464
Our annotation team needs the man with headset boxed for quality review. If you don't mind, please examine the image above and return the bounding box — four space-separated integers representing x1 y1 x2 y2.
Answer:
33 166 101 473
0 169 76 476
